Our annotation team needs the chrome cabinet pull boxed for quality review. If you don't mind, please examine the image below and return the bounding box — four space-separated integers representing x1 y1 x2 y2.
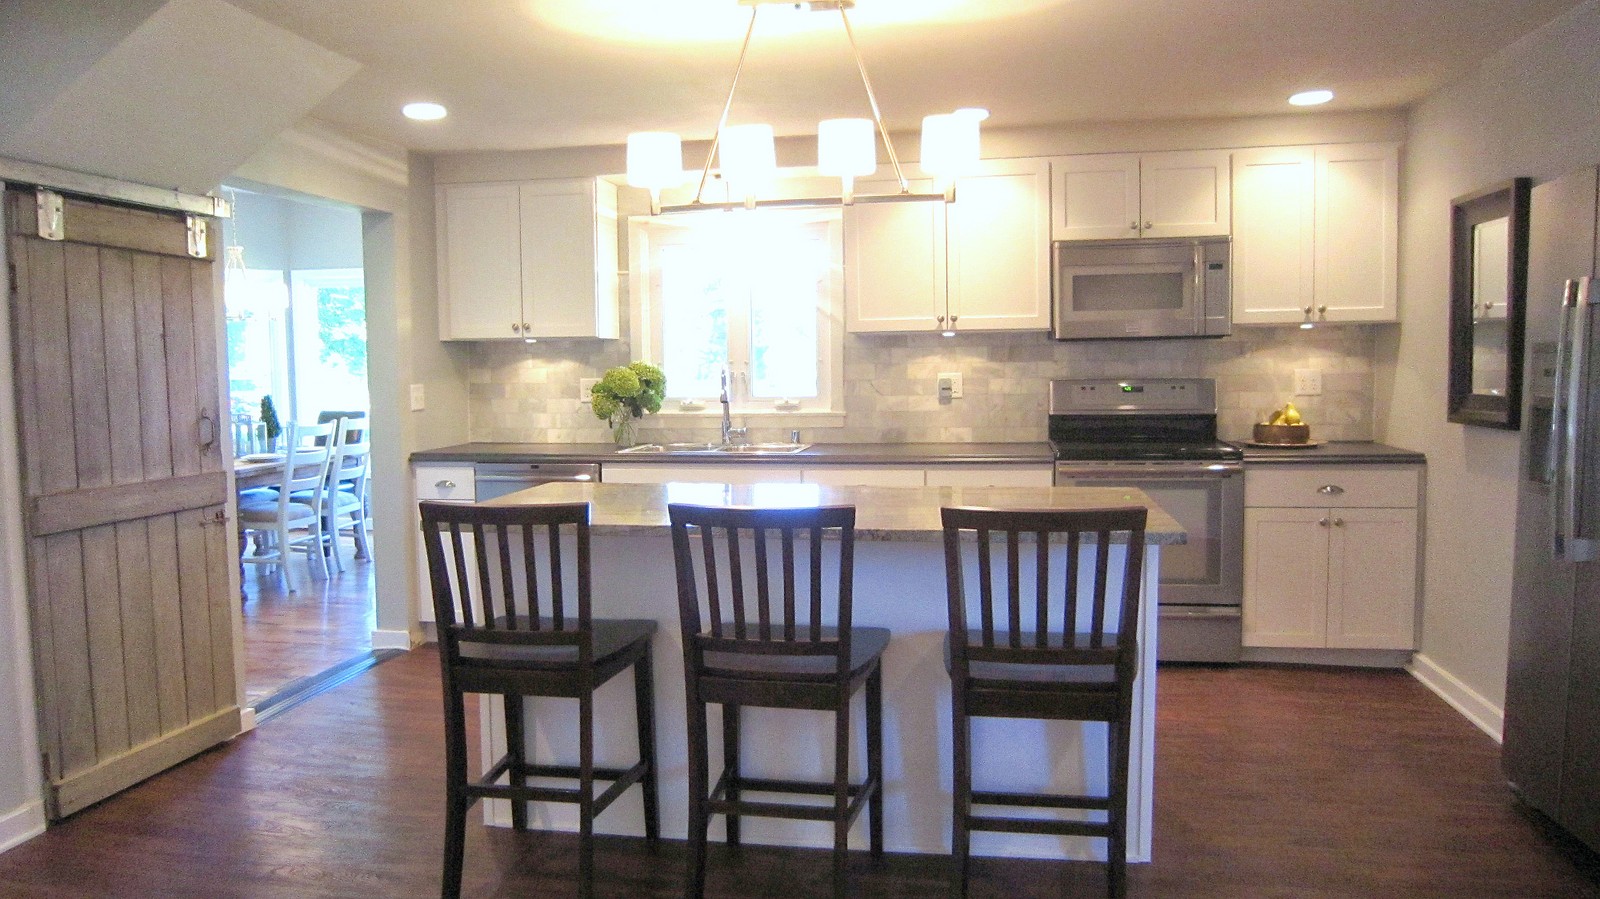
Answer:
435 479 456 489
1317 484 1344 495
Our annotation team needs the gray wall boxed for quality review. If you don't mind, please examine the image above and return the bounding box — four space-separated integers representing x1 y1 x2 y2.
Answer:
223 188 364 273
1379 0 1600 725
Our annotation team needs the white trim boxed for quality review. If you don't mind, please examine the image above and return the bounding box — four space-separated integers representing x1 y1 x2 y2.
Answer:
370 628 417 651
277 122 409 188
1408 652 1504 743
237 707 258 734
0 800 46 853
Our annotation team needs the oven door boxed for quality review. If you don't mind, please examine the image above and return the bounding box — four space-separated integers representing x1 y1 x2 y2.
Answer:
1054 461 1243 662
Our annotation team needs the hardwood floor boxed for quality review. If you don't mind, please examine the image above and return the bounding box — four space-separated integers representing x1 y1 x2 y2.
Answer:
241 545 375 707
1 654 1596 898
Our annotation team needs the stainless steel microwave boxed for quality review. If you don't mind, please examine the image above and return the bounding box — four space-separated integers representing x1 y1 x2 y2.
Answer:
1051 237 1231 340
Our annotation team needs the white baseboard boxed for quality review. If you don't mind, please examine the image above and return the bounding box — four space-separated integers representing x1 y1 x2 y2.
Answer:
238 707 258 734
1408 653 1504 742
0 799 46 854
370 628 417 651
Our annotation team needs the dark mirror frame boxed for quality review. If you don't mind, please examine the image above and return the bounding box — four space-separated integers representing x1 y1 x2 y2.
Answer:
1448 177 1531 429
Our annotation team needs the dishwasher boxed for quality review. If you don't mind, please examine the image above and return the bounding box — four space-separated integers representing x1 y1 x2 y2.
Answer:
473 462 600 501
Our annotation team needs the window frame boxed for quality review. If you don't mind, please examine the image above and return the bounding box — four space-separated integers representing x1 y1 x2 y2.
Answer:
628 208 846 424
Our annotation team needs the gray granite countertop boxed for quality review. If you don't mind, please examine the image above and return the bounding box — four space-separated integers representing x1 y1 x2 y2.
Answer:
1238 440 1426 465
411 441 1055 466
479 481 1186 544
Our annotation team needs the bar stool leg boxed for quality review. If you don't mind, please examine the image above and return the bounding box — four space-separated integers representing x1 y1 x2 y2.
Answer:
722 703 742 847
579 691 596 899
832 695 851 899
867 664 884 857
950 692 972 899
441 693 470 899
505 696 529 832
634 646 661 844
686 696 710 899
1107 713 1131 899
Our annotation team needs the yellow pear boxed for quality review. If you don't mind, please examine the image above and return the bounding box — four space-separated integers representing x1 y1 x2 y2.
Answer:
1282 402 1303 425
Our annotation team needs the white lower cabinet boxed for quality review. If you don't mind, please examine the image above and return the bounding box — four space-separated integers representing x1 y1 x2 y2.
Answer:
602 464 804 485
924 465 1054 488
413 464 476 626
1243 465 1420 651
802 466 925 487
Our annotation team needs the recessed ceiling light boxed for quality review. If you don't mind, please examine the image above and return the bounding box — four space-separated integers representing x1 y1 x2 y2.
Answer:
402 102 448 121
1288 89 1334 107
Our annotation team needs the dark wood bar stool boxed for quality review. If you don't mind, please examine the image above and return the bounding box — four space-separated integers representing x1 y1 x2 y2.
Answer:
419 501 660 899
668 503 888 899
940 505 1149 899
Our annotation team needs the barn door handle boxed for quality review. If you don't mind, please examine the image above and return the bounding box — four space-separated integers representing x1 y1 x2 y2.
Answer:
198 412 216 449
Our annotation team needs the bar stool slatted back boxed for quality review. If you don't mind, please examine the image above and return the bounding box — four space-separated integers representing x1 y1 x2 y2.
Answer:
668 503 887 899
941 505 1148 899
419 500 659 899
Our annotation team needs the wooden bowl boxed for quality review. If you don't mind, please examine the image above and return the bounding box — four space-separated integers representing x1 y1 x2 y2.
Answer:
1253 423 1311 444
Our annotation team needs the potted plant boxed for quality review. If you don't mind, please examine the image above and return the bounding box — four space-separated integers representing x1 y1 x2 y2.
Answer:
590 362 665 447
259 395 282 452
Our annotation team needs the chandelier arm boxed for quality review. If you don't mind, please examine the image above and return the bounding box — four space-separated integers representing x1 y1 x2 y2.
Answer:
694 6 762 204
838 7 907 194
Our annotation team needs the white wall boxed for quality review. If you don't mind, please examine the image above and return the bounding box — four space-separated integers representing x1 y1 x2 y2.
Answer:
1379 0 1600 731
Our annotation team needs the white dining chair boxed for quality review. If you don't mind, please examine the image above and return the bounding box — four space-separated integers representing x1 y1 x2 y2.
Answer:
238 421 336 592
321 418 373 571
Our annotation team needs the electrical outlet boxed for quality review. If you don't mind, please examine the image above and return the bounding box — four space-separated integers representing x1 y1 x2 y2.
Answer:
579 378 599 402
409 383 426 411
937 371 963 399
1293 368 1323 396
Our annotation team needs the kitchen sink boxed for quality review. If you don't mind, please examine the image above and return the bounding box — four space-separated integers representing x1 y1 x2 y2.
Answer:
614 442 810 455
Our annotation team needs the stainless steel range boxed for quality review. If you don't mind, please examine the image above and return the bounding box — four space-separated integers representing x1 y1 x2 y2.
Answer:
1049 378 1244 663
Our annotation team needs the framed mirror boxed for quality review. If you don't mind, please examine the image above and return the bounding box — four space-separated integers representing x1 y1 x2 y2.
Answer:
1448 177 1531 429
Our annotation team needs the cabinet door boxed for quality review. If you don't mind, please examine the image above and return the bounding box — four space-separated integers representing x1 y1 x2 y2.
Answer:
520 179 620 339
1139 150 1232 238
925 465 1054 487
802 466 924 487
948 159 1051 331
1049 154 1141 241
1231 146 1316 324
844 178 947 332
438 182 524 340
602 463 805 485
1243 506 1330 647
1325 507 1417 649
413 464 477 625
1315 143 1399 322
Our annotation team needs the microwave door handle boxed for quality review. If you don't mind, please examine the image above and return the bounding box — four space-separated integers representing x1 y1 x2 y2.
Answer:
1193 242 1206 328
1563 277 1599 562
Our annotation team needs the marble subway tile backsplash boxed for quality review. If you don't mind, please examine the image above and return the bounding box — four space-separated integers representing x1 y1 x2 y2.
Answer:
469 326 1377 445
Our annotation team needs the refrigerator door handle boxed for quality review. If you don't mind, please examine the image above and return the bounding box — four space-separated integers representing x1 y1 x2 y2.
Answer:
1550 280 1576 557
1558 277 1599 563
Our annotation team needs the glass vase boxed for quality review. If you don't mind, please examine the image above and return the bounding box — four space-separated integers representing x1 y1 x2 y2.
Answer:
611 415 639 448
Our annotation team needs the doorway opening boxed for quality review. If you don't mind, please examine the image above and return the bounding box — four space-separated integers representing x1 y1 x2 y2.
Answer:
221 184 376 710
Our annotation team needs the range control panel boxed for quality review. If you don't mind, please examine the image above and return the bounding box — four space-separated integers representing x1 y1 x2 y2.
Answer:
1048 378 1217 415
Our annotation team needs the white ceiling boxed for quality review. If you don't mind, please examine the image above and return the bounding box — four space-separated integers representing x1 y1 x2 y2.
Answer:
81 0 1600 155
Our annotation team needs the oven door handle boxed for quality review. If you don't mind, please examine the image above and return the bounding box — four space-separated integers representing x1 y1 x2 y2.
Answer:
1055 463 1241 479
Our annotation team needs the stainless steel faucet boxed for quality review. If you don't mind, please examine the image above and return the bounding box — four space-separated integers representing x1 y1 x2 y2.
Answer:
719 369 747 446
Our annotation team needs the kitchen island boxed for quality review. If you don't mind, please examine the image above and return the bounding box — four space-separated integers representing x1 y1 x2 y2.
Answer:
464 481 1183 863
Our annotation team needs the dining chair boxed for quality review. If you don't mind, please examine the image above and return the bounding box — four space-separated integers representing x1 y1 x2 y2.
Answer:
238 421 337 592
940 505 1148 899
320 417 373 571
419 500 659 899
668 502 887 899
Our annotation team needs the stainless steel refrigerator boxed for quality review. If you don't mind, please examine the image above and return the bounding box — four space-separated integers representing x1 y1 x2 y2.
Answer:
1503 164 1600 852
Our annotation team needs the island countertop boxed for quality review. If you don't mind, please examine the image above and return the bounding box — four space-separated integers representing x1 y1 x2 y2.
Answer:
483 481 1186 544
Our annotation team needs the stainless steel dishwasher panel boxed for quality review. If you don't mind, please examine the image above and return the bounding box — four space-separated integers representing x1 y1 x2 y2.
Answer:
473 462 600 501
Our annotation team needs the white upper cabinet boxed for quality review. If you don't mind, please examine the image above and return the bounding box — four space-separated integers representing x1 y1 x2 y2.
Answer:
1049 150 1232 241
846 158 1050 333
436 177 620 340
1232 143 1399 324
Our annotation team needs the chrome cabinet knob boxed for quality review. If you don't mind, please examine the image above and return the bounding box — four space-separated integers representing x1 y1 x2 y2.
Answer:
1130 221 1139 230
1319 517 1330 527
1333 517 1346 527
1144 220 1153 230
511 322 521 333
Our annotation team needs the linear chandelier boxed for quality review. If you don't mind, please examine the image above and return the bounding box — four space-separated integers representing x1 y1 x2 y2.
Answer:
626 0 987 214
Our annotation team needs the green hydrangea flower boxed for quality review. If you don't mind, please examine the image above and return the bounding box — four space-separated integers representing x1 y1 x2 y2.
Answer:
590 361 667 424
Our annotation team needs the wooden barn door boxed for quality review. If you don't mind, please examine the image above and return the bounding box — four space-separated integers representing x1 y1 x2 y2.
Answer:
5 186 238 818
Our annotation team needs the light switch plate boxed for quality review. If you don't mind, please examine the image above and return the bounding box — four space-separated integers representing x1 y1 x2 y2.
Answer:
579 378 599 403
937 371 963 399
409 383 426 411
1293 369 1323 396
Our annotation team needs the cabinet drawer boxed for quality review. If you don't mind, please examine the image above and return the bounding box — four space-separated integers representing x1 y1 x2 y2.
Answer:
415 465 476 501
1245 465 1419 509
